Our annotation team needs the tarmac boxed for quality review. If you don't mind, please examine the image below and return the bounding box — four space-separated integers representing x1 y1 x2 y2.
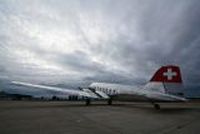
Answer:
0 100 200 134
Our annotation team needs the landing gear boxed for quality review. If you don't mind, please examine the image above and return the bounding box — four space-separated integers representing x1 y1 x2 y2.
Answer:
153 103 160 110
85 99 91 106
108 99 112 105
150 100 161 110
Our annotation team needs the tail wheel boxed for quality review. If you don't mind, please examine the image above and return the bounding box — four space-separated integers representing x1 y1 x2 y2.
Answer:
154 104 160 110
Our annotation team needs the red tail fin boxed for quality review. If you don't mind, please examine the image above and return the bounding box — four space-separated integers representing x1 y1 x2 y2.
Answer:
150 65 182 83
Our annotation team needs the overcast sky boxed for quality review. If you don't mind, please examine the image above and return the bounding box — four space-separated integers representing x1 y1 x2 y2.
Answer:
0 0 200 91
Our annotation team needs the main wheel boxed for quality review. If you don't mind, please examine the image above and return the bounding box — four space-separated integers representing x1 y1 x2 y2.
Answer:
85 99 90 106
108 99 112 105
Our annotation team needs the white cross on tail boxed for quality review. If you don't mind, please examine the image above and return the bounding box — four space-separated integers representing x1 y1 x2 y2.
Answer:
163 68 177 80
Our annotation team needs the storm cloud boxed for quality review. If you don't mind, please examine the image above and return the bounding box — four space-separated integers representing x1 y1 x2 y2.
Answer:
0 0 200 96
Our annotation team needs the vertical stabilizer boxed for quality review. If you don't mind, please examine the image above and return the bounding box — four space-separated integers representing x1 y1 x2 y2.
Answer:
150 65 182 83
146 65 184 96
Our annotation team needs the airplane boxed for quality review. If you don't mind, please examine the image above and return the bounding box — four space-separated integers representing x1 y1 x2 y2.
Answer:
11 65 187 109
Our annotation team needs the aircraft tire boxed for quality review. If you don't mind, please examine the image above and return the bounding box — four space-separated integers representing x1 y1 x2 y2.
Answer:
108 99 112 105
85 99 90 106
154 104 160 110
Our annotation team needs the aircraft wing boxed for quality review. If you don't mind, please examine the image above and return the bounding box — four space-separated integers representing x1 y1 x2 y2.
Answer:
11 81 99 99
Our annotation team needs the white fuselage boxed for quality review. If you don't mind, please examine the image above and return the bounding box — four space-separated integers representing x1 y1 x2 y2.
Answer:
89 82 186 102
89 82 140 96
